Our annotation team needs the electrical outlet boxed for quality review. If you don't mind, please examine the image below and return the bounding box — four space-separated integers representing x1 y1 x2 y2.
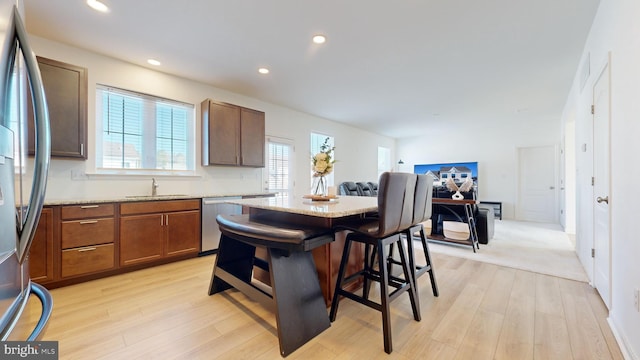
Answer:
635 289 640 312
71 169 88 180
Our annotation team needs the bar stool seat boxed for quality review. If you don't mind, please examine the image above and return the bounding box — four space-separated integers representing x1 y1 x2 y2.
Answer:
209 214 334 357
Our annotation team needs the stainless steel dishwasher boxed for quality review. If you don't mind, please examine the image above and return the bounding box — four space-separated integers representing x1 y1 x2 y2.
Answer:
201 197 242 255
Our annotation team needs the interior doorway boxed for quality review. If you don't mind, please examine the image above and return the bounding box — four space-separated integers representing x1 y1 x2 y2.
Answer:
516 145 559 223
592 55 612 309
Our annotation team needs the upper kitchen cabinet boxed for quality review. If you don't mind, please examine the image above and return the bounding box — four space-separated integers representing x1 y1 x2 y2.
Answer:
201 99 265 167
28 56 88 159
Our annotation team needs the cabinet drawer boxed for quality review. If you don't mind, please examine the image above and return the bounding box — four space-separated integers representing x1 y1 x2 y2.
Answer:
61 243 115 278
61 218 114 249
61 204 115 220
120 200 200 215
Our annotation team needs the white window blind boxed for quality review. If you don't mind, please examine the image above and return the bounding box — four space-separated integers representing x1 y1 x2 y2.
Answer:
267 139 293 197
96 85 195 173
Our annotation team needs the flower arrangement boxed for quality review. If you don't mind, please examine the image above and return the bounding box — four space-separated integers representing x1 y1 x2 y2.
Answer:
311 137 335 196
311 137 335 177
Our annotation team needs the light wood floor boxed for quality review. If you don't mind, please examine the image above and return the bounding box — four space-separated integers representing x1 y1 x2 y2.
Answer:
15 251 624 359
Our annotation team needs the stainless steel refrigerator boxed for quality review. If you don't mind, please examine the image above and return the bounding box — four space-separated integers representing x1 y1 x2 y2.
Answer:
0 1 52 340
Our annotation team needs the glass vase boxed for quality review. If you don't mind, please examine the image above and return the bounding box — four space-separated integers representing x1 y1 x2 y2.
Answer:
312 176 327 196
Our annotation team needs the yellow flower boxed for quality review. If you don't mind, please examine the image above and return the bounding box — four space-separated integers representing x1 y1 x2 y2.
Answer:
311 137 335 177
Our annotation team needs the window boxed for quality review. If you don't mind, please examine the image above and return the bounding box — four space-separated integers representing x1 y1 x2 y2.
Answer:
310 133 334 187
377 146 390 179
96 85 195 173
266 137 294 198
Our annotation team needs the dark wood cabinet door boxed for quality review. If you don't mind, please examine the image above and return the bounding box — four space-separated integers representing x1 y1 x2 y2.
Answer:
120 213 164 266
203 100 240 165
165 210 200 257
240 107 265 167
29 208 54 284
28 56 87 159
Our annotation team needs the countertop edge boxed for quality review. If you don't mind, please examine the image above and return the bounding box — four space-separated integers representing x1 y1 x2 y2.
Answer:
43 193 276 206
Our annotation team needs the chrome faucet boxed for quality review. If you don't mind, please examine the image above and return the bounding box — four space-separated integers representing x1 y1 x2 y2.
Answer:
152 178 159 196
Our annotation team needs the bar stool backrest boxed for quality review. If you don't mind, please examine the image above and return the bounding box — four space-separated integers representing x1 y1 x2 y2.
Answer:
375 172 417 237
412 174 434 225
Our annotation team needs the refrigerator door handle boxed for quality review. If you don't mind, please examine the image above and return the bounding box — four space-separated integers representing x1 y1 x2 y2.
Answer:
26 283 53 341
12 6 50 265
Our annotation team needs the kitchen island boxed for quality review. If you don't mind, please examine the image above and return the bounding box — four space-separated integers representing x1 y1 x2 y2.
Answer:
210 195 377 356
224 195 377 305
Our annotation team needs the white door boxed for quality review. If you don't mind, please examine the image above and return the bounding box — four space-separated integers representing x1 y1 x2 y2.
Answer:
517 145 558 223
264 137 295 197
592 58 611 309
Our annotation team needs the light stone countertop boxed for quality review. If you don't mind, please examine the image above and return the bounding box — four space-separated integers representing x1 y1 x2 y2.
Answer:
225 195 378 218
42 193 275 206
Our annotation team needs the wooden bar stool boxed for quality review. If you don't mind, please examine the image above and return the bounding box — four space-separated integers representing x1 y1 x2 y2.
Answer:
209 214 334 357
329 172 420 354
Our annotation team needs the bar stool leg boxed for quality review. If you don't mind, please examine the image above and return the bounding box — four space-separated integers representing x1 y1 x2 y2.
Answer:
377 240 393 354
418 226 439 297
209 234 255 295
269 248 331 357
330 237 353 322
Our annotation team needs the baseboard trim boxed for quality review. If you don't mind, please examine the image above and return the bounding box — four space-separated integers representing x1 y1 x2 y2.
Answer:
608 316 638 360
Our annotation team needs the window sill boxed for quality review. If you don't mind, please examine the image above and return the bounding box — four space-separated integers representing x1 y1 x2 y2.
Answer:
82 168 201 179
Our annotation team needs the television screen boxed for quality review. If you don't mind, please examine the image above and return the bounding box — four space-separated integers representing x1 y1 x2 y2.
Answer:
414 161 478 195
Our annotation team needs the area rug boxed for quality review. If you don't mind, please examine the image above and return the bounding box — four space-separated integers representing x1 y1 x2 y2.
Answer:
420 220 589 282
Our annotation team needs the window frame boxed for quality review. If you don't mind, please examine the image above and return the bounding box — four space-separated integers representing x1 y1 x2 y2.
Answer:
95 85 196 176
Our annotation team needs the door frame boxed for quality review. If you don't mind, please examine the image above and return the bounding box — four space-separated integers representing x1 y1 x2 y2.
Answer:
591 53 612 309
515 144 560 223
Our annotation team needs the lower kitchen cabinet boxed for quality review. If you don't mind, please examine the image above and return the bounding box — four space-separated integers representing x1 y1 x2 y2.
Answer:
29 207 54 284
60 203 116 278
61 243 115 278
165 210 200 257
120 200 201 267
31 199 202 288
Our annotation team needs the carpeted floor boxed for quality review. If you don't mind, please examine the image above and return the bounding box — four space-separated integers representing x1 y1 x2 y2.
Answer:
421 220 589 282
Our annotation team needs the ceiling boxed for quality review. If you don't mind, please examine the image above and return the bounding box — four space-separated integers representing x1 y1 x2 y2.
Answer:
23 0 600 139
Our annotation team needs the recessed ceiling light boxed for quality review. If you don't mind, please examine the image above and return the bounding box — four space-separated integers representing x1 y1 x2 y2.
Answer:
258 67 270 74
312 35 326 44
87 0 109 13
147 59 161 66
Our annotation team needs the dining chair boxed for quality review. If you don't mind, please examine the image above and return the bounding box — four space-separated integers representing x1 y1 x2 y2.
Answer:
330 172 420 354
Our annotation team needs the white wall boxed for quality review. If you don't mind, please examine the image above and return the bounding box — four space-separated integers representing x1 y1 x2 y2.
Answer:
26 36 395 201
561 0 640 357
396 116 562 220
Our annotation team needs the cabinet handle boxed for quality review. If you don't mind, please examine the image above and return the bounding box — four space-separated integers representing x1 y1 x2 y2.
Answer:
78 247 97 252
80 205 99 209
79 220 98 225
160 216 164 226
80 143 84 156
165 214 169 226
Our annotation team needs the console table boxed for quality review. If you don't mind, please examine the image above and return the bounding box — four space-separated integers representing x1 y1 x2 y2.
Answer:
428 198 480 252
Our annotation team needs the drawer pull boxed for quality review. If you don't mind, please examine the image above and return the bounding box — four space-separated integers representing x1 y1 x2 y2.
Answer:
80 205 99 209
78 247 97 252
79 220 98 225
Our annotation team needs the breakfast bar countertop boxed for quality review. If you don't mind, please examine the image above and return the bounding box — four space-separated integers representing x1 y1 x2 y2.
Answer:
225 195 377 218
